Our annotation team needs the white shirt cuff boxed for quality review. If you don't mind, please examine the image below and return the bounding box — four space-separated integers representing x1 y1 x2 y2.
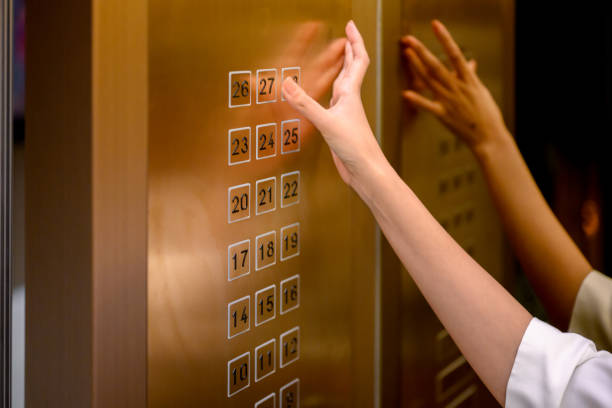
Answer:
505 317 597 407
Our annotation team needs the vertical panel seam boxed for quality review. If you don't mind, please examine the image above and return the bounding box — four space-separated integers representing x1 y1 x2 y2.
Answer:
373 0 382 407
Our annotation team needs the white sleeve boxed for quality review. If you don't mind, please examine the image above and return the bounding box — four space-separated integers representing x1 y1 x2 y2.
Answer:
506 317 612 407
569 270 612 351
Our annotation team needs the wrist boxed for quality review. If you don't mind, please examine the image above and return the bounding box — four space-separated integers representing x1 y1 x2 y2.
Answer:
350 154 398 208
472 126 515 164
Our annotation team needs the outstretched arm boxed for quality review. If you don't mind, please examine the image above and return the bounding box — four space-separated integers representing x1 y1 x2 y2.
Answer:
282 21 532 405
401 21 592 329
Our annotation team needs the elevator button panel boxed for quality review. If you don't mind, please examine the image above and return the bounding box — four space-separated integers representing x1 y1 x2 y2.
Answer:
225 65 303 405
149 3 364 405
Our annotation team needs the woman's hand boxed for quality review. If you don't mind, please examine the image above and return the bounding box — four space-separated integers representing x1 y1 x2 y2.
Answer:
401 20 509 155
282 21 387 195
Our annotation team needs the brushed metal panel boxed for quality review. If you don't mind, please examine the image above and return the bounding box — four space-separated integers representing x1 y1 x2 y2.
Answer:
395 1 516 406
27 1 148 406
147 1 375 406
26 1 94 405
91 0 148 406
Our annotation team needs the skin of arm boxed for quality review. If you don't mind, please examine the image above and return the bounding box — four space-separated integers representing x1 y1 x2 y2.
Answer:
282 21 532 405
401 20 592 329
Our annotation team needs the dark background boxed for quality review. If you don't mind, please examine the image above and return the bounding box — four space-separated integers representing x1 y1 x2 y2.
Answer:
516 2 611 275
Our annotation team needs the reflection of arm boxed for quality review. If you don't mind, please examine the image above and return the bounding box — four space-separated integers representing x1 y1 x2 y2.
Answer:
359 160 531 405
401 21 592 330
474 131 591 329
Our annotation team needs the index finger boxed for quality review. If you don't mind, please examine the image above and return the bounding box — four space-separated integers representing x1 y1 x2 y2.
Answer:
431 20 471 80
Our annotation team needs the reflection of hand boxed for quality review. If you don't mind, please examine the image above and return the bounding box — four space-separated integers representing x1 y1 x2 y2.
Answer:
282 21 387 191
272 24 346 140
252 21 346 139
401 20 508 155
226 22 346 175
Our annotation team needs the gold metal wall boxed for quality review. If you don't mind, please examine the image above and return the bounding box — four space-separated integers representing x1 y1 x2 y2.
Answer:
147 1 376 407
394 1 515 407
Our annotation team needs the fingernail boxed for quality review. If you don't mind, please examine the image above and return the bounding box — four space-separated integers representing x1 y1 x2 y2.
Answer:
404 35 416 45
282 77 298 97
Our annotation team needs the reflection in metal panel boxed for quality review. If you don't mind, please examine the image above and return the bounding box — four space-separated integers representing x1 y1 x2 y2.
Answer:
396 1 515 406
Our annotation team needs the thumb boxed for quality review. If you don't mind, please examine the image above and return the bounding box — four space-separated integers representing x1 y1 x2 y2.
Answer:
282 78 330 132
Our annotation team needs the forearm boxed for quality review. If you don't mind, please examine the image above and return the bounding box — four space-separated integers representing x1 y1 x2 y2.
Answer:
356 161 532 405
474 130 591 329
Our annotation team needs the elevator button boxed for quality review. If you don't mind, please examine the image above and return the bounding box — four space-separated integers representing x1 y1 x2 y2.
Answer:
281 119 300 154
229 71 251 108
255 393 276 408
280 223 300 261
227 239 250 281
435 329 461 369
228 183 251 223
466 168 477 185
256 123 277 160
255 338 276 382
255 231 276 270
280 171 300 208
280 275 300 315
255 284 276 326
256 177 277 215
227 295 250 339
281 67 301 101
280 378 300 408
227 351 250 397
435 356 474 402
280 326 300 368
256 69 278 104
438 176 450 195
228 127 251 166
